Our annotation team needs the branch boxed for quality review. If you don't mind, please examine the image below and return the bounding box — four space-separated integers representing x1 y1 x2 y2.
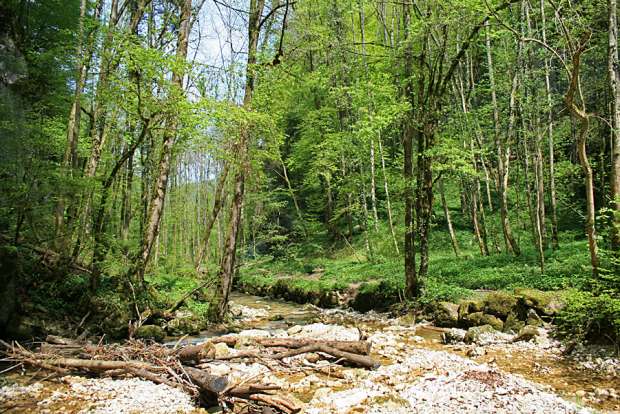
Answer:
439 0 519 97
258 1 296 32
482 0 569 77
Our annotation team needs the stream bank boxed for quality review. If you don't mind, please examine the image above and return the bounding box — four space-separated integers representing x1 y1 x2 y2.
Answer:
1 292 619 413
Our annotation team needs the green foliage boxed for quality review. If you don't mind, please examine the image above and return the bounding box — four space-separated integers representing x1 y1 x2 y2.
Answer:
556 290 620 343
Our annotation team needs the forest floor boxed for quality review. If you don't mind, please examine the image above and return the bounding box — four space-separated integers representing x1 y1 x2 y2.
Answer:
1 293 618 414
236 231 590 312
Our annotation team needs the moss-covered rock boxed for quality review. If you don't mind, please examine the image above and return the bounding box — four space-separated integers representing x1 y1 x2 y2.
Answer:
526 308 544 327
516 289 565 317
462 312 504 331
428 302 459 328
351 281 399 312
483 292 518 318
513 325 540 342
503 312 525 333
464 324 496 344
165 316 203 336
441 328 467 344
135 325 165 342
457 300 484 320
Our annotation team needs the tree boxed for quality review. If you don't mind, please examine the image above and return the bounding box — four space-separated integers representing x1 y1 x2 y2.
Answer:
213 0 267 320
609 0 620 253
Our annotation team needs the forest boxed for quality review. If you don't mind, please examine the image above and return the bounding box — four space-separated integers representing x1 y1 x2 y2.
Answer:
0 0 619 413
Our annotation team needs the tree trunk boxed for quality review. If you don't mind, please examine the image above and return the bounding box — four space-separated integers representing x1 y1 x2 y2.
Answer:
470 137 490 256
416 123 434 278
439 179 459 256
120 143 134 242
281 157 306 235
357 1 379 233
194 162 230 271
214 0 266 320
377 136 399 254
576 117 599 277
609 0 620 252
403 4 417 298
91 123 148 289
55 0 90 244
541 0 559 250
485 20 520 256
564 33 599 277
135 0 193 284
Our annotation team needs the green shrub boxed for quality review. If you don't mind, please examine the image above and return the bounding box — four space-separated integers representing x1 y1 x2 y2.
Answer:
556 290 620 343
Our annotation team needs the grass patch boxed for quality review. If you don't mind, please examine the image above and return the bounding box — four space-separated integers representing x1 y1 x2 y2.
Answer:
238 228 591 310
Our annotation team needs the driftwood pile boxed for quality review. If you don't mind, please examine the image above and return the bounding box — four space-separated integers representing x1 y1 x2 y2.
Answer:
1 333 379 413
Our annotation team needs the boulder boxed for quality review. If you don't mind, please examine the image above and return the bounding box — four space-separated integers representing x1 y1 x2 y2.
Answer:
441 328 467 344
429 302 459 328
165 316 202 336
467 346 486 357
135 325 165 342
526 308 543 327
516 289 565 316
513 325 540 342
230 303 269 320
464 324 496 344
462 312 504 331
213 342 230 359
483 292 518 318
503 312 525 333
457 300 484 320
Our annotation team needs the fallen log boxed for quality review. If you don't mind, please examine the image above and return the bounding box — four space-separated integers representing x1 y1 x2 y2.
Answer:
2 339 299 414
227 384 281 396
254 338 371 355
181 337 371 359
249 394 301 414
177 337 237 362
271 344 380 369
47 357 159 372
183 366 229 394
215 343 379 369
45 335 79 345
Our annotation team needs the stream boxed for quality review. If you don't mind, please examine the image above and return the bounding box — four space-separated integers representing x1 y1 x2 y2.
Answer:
1 292 619 413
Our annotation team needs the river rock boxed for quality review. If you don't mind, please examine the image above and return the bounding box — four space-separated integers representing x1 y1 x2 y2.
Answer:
594 388 610 398
458 300 484 320
134 325 165 342
462 312 504 331
307 387 379 413
516 289 565 316
526 308 544 327
483 291 518 318
513 326 540 342
165 315 202 336
429 302 459 328
441 328 466 344
213 342 230 359
464 325 496 344
503 312 525 333
230 303 269 320
467 346 486 357
289 323 360 341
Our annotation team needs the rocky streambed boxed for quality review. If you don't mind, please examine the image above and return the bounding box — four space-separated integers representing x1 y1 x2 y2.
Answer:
1 293 619 413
